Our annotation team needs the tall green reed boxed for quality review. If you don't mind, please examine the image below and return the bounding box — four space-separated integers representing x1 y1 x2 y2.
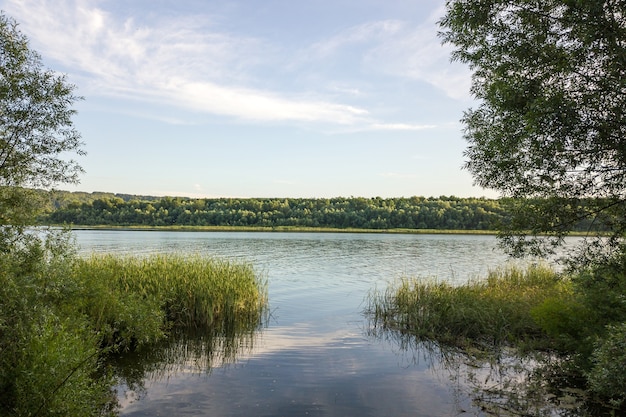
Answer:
367 264 564 349
70 254 268 351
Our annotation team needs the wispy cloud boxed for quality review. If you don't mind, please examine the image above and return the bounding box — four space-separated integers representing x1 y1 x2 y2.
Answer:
3 0 373 125
307 20 405 58
273 179 296 186
368 123 435 131
297 8 472 101
362 7 473 100
326 122 436 134
3 0 465 127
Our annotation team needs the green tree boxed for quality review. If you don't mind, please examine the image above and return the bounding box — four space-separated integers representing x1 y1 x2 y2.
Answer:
0 12 84 244
439 0 626 263
440 1 626 409
0 13 115 416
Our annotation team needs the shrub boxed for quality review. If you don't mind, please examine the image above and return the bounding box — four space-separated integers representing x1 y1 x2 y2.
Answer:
0 232 116 417
587 323 626 408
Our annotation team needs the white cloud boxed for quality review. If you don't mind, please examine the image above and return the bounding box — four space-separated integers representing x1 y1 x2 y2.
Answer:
3 0 373 125
308 20 405 58
368 123 435 131
273 179 296 186
362 9 473 100
2 0 464 127
299 8 472 101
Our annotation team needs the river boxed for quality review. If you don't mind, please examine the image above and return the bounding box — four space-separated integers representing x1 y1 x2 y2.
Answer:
73 230 545 417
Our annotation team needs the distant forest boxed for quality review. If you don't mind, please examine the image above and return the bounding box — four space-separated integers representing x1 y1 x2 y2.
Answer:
39 191 506 230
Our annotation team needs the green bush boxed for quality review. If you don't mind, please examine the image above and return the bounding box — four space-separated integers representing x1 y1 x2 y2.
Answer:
530 293 591 354
587 323 626 408
0 232 116 417
574 253 626 328
531 250 626 359
13 311 115 417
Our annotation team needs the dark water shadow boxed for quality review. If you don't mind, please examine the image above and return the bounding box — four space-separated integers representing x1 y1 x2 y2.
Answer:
364 320 614 417
108 313 266 409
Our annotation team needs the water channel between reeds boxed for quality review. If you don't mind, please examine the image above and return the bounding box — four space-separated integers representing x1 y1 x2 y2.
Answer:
73 230 566 417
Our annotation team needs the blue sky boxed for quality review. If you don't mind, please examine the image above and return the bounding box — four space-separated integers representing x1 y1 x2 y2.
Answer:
2 0 496 199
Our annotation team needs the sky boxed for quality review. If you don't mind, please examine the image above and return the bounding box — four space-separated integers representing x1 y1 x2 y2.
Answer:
1 0 496 199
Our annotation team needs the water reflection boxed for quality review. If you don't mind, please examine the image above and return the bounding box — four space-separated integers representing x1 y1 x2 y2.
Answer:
72 231 568 416
366 316 595 417
118 325 475 417
112 321 264 410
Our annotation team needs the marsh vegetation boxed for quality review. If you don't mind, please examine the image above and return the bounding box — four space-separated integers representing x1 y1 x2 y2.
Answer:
0 231 268 416
367 260 626 415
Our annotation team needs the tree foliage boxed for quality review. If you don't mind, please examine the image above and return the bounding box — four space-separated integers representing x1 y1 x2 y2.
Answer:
42 192 616 233
439 0 626 262
0 13 84 236
438 1 626 409
0 13 117 416
41 193 507 231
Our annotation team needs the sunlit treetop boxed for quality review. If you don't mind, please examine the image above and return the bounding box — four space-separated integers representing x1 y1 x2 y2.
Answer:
0 12 84 233
439 0 626 262
0 12 84 189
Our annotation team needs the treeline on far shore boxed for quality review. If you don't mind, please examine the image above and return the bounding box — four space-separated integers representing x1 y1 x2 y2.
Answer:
38 191 505 230
37 190 601 232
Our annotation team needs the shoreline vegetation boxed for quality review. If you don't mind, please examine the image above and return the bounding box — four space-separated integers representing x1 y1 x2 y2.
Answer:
37 190 605 235
367 261 626 415
63 224 499 234
0 231 268 416
54 224 598 237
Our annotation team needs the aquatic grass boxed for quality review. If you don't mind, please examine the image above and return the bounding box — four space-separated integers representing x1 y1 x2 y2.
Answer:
367 264 566 350
70 254 268 350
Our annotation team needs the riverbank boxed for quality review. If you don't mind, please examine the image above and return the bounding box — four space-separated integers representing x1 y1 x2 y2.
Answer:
52 224 600 238
52 224 500 235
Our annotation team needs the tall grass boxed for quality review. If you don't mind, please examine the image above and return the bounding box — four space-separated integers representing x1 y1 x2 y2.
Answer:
1 232 269 416
69 254 268 350
367 264 565 349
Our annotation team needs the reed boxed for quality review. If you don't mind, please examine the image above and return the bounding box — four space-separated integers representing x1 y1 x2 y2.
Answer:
367 264 565 349
69 254 268 350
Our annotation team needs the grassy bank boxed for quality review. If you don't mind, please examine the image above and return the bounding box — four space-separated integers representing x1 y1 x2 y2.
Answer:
367 265 563 350
0 235 268 416
61 224 499 235
366 261 626 413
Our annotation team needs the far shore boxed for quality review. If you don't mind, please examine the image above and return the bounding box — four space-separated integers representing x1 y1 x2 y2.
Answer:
49 224 499 235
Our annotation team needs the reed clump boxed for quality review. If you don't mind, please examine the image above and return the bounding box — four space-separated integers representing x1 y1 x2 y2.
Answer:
69 254 268 350
367 264 564 349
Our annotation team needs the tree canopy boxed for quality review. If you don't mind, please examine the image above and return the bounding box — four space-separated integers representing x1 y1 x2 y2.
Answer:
41 193 506 231
439 0 626 262
0 12 84 237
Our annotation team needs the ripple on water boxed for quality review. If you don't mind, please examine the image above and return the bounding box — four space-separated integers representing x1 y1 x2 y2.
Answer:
73 231 569 416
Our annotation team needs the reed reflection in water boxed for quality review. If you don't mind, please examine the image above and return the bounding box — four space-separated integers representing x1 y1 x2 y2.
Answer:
74 231 552 416
112 324 262 409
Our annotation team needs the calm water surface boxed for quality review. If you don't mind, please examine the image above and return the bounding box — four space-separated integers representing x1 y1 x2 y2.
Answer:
73 231 536 417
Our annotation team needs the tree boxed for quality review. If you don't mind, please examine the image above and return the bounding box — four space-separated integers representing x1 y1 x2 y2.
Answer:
439 0 626 264
0 15 117 416
0 12 84 240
